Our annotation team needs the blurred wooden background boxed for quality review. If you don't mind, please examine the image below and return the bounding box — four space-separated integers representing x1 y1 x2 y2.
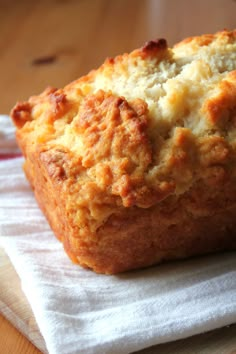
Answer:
0 0 235 114
0 1 236 353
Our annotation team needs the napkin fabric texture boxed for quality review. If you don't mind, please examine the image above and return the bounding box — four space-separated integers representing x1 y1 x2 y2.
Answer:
0 115 236 354
0 114 21 156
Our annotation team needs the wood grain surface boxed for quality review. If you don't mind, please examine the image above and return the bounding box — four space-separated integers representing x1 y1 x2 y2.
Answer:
0 0 236 353
0 314 41 354
1 0 236 114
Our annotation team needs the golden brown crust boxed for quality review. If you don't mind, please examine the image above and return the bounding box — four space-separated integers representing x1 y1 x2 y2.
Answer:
10 30 236 273
140 38 168 59
174 29 236 49
11 101 32 128
203 71 236 127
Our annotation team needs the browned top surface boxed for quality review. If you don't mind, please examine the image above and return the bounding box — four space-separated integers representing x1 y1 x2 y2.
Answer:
10 30 236 241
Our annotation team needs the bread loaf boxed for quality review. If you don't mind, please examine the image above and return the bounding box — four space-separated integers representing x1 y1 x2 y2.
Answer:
11 30 236 274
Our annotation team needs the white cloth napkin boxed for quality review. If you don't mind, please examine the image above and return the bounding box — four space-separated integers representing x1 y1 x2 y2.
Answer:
0 115 236 354
0 115 21 155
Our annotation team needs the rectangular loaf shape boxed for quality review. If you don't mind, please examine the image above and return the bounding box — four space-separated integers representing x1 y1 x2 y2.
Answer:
11 30 236 274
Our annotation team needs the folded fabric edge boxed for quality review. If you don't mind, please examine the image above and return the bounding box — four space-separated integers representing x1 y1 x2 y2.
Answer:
0 246 48 353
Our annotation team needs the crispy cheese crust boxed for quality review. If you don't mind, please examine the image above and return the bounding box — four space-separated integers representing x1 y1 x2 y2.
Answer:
11 30 236 273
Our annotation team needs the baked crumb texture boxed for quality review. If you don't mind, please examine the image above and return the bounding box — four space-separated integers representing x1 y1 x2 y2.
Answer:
11 30 236 274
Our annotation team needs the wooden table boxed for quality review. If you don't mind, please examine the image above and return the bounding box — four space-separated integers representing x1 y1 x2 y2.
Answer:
0 0 236 353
